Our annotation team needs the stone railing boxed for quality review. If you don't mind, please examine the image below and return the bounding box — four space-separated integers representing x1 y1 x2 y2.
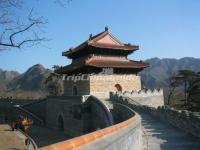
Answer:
111 93 200 138
0 99 36 122
22 99 47 123
112 89 164 108
13 105 44 125
39 101 142 150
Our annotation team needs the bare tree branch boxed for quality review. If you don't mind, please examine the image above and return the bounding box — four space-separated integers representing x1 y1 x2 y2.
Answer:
0 1 47 50
0 38 45 48
0 17 46 49
0 0 72 51
0 0 22 8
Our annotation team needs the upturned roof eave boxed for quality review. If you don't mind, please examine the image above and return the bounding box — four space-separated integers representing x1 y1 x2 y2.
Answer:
62 29 139 57
62 44 138 58
55 62 149 74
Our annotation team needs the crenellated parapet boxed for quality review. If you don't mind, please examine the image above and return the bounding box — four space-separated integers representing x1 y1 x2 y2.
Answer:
112 94 200 138
110 89 164 108
122 89 163 97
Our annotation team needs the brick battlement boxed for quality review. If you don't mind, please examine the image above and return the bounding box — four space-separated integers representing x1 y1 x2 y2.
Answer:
122 89 164 97
111 89 164 108
112 93 200 138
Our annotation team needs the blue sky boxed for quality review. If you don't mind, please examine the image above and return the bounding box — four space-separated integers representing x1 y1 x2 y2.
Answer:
0 0 200 73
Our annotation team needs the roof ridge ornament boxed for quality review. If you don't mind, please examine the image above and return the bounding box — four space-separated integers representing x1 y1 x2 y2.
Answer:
89 34 93 40
105 26 109 31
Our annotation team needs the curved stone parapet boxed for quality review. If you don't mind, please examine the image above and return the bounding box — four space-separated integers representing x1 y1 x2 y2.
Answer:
39 106 141 150
83 95 114 127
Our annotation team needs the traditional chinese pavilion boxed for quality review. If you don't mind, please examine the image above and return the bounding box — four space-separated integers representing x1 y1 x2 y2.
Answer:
56 27 149 99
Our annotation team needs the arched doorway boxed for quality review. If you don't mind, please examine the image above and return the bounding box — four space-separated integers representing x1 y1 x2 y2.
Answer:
73 85 78 96
115 84 122 92
58 115 64 131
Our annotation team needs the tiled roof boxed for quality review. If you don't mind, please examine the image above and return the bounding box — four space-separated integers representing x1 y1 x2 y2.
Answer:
55 55 149 74
62 28 138 57
86 57 148 68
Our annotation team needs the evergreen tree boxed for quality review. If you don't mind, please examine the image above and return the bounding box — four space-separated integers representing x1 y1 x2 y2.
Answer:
169 70 200 111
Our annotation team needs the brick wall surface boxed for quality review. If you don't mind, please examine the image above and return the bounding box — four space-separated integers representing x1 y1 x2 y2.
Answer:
115 89 164 108
90 74 141 99
63 74 142 100
63 80 90 96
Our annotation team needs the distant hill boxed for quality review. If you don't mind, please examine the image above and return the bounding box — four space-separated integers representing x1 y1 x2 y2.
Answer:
140 57 200 88
0 57 200 98
0 64 52 99
0 69 20 89
7 64 52 91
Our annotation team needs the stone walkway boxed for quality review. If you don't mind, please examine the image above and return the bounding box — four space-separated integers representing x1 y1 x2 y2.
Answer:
139 111 200 150
0 124 25 150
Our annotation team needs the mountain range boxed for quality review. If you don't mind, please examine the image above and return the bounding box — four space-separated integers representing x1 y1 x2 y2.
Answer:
0 64 52 98
140 57 200 88
0 69 20 90
0 57 200 98
7 64 52 91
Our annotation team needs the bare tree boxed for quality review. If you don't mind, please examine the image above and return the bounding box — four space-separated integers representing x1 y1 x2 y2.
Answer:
0 1 45 50
0 0 74 51
0 0 51 51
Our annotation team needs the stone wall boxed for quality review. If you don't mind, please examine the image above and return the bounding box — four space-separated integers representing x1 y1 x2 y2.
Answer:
111 103 136 124
0 98 36 123
45 96 84 137
63 79 90 96
45 95 114 137
20 94 143 150
82 96 114 133
79 107 142 150
22 99 47 122
111 93 200 138
140 106 200 138
113 89 164 107
90 74 141 99
12 95 114 137
13 106 44 125
63 74 142 100
39 103 142 150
